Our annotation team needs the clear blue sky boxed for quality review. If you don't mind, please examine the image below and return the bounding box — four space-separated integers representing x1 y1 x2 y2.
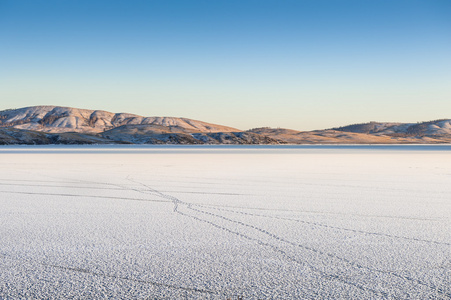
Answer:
1 0 450 130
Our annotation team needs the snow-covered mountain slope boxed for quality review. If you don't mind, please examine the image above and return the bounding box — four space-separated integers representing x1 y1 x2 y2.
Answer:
332 120 451 136
402 120 451 136
0 106 239 134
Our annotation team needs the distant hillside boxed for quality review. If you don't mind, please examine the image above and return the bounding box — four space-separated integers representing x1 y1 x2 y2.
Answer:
248 127 407 144
0 106 450 144
0 128 115 145
332 120 451 137
0 106 239 134
101 125 282 144
249 121 451 144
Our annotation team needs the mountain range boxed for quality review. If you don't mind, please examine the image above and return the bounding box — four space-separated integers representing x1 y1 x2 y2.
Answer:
1 106 450 145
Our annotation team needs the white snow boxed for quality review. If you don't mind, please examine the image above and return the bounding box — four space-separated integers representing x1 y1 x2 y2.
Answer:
0 146 449 299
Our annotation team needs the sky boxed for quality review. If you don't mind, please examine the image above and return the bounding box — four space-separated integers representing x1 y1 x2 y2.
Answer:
0 0 450 130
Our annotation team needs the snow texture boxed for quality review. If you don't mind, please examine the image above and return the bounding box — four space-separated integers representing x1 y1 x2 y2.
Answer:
0 146 450 299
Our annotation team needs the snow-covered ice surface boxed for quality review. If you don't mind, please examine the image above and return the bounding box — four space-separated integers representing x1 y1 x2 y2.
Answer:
0 145 450 299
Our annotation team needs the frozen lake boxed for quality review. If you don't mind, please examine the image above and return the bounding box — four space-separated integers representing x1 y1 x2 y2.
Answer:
0 145 450 299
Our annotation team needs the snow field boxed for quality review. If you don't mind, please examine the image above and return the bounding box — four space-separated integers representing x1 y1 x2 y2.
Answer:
0 147 450 299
